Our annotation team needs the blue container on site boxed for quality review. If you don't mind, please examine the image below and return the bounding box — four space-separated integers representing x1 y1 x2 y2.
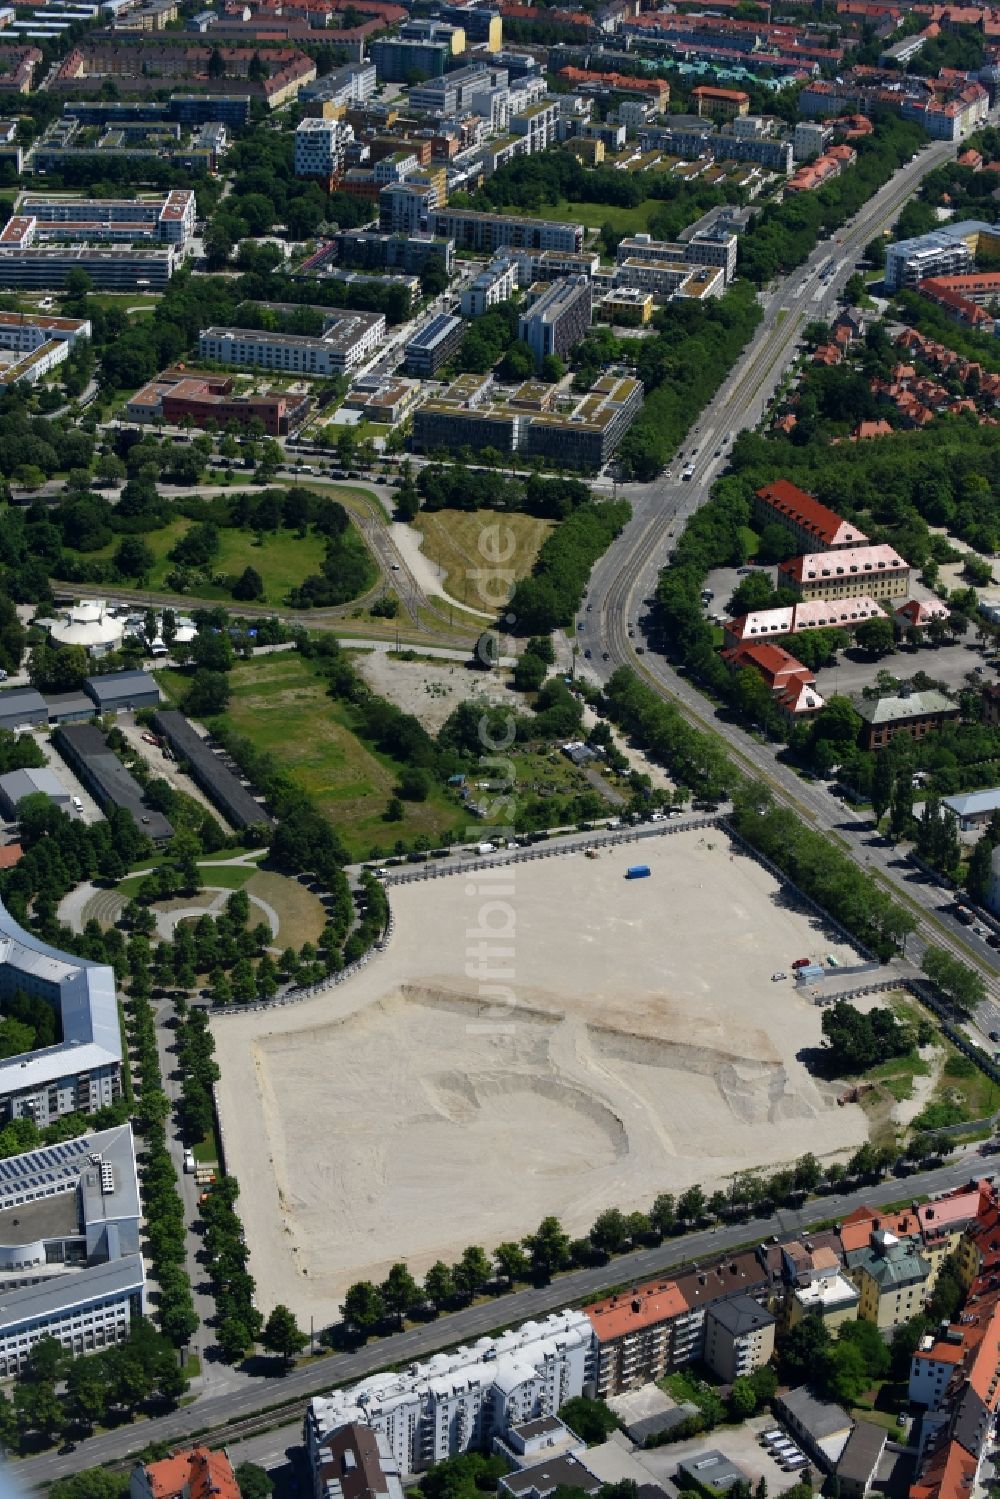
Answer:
625 865 651 879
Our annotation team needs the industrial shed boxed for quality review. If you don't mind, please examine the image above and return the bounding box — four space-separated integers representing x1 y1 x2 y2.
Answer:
151 709 272 830
83 670 160 714
53 723 173 843
0 689 47 732
0 768 70 819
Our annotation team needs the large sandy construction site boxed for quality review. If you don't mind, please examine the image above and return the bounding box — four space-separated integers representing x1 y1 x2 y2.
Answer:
212 829 871 1328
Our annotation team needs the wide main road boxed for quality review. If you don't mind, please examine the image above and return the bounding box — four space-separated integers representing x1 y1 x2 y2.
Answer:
583 132 1000 1012
10 1148 990 1493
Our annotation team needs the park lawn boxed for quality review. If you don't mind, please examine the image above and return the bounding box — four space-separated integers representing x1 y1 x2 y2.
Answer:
412 509 554 607
219 653 463 860
923 1041 1000 1124
245 869 326 947
195 864 256 891
509 198 663 234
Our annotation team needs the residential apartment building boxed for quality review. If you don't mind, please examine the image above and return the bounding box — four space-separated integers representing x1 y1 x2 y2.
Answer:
310 1422 405 1499
754 479 869 552
404 312 464 375
0 1123 144 1376
428 208 583 254
616 229 738 284
639 120 793 173
199 312 384 376
461 256 518 316
294 115 352 187
410 63 509 119
884 221 1000 293
585 1281 689 1397
0 897 123 1126
522 374 642 469
782 1240 860 1330
0 243 178 290
691 84 750 117
518 276 592 367
306 1310 592 1474
369 37 450 83
130 1446 240 1499
378 181 438 235
15 188 196 246
851 1231 932 1328
703 1296 776 1382
333 231 454 274
856 687 960 750
300 61 376 111
777 543 910 601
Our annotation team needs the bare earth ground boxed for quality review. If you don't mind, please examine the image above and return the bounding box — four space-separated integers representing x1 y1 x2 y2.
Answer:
212 830 869 1329
353 652 526 734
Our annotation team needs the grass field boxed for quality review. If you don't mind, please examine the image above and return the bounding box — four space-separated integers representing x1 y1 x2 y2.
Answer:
245 869 326 948
507 198 664 234
218 653 463 859
65 518 331 606
412 509 553 607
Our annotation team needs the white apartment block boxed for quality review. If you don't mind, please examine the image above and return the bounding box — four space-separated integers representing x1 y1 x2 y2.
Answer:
200 311 384 376
793 120 831 160
511 99 559 153
14 188 195 248
616 228 737 284
294 116 353 182
306 1311 592 1476
461 255 518 316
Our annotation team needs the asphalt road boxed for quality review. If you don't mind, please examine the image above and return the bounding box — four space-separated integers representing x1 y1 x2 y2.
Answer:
578 130 1000 1029
9 1147 989 1492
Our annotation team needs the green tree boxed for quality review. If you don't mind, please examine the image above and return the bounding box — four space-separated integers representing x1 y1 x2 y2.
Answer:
871 753 894 827
236 1464 275 1499
381 1262 419 1328
424 1261 455 1309
523 1215 571 1279
778 1313 831 1384
558 1396 619 1445
341 1280 385 1338
454 1245 492 1299
494 1240 529 1287
261 1304 307 1368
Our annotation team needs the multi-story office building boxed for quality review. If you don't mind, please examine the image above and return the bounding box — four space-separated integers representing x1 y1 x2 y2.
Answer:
306 1310 592 1475
428 208 583 255
0 898 123 1127
300 61 376 111
370 37 449 83
518 276 592 366
0 1123 144 1375
461 256 518 316
294 116 352 188
333 230 454 275
410 63 509 122
404 312 464 375
0 242 178 290
200 311 384 376
778 543 910 601
0 309 91 386
523 374 642 468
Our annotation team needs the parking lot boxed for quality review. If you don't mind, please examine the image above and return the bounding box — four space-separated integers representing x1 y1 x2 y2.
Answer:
625 1414 810 1496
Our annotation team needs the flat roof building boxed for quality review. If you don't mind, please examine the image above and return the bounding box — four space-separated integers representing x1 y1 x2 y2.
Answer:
0 897 122 1127
151 710 272 830
428 207 583 255
0 766 70 818
54 721 173 841
0 687 47 731
200 312 384 376
83 669 160 713
404 311 464 376
0 1122 143 1375
518 275 592 368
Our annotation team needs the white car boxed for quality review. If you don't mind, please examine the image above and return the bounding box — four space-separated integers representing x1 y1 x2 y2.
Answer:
772 971 787 982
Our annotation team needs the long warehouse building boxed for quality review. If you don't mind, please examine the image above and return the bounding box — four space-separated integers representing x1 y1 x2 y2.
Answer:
151 709 272 829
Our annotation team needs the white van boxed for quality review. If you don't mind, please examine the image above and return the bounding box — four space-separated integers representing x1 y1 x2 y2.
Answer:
183 1150 195 1174
71 796 83 812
